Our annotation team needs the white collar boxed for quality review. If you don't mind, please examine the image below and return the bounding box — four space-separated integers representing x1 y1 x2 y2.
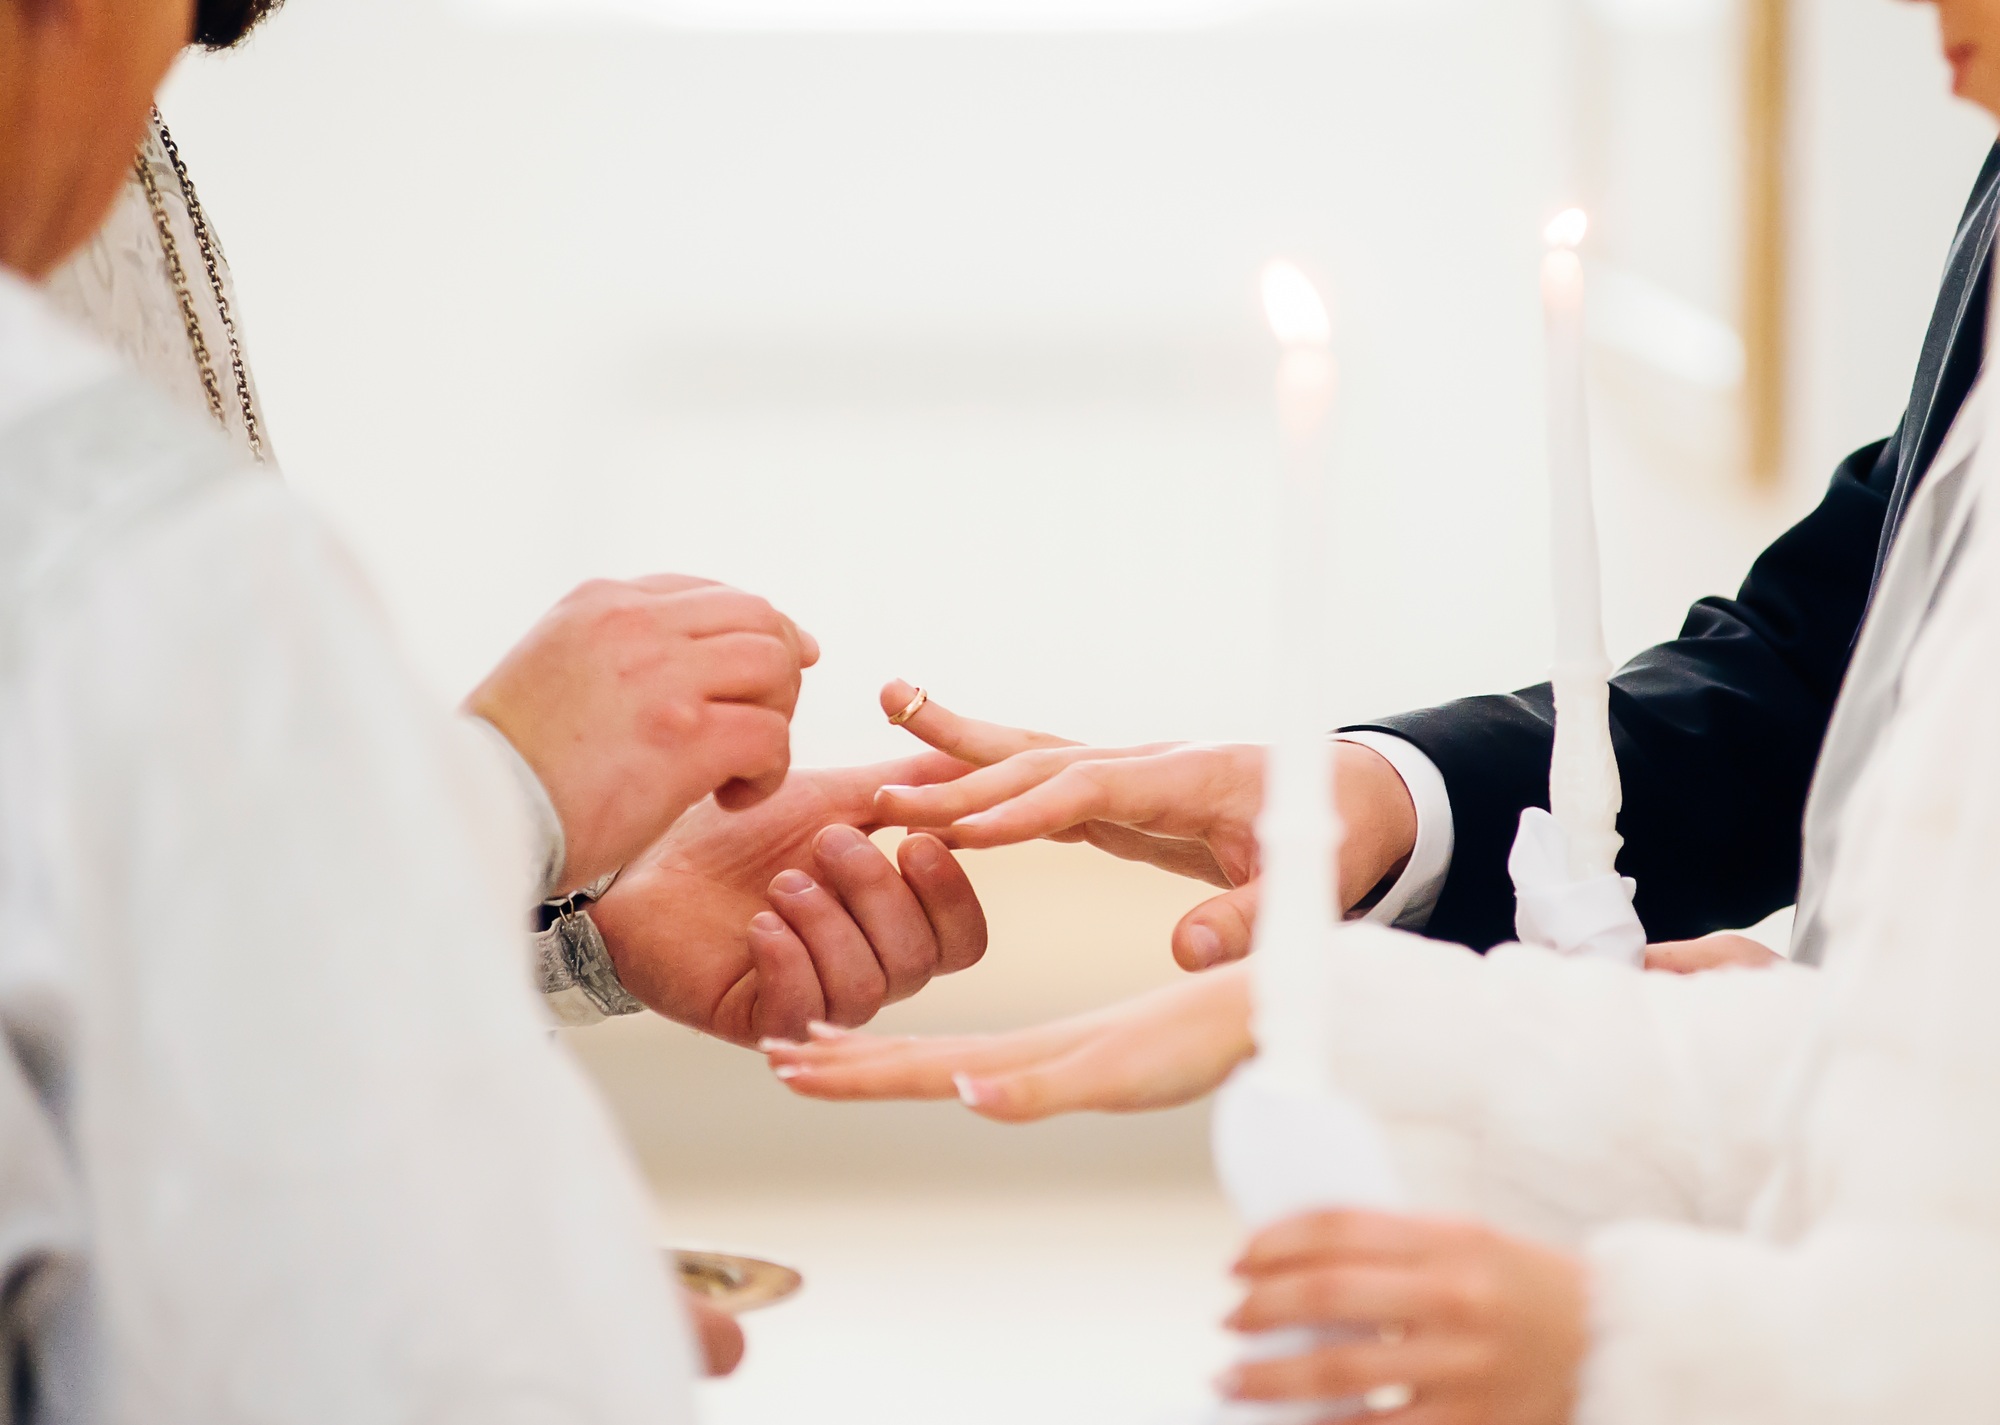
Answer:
0 265 117 434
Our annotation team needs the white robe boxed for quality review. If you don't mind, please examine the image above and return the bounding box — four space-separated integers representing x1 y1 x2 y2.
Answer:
1314 381 2000 1420
0 272 697 1420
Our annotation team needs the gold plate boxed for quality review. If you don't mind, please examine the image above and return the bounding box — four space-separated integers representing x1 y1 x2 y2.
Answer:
670 1249 804 1314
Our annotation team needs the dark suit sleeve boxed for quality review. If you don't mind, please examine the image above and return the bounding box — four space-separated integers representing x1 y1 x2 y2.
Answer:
1351 434 1899 951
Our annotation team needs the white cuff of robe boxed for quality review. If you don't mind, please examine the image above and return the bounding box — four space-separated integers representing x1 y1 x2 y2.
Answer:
462 714 567 904
1335 731 1454 931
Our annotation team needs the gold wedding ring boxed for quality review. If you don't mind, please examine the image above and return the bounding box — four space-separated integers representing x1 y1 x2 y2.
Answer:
887 687 930 727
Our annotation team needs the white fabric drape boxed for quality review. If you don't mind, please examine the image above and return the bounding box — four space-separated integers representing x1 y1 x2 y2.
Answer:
0 273 696 1423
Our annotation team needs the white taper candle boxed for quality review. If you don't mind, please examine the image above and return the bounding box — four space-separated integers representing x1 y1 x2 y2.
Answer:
1540 210 1623 879
1248 259 1341 1093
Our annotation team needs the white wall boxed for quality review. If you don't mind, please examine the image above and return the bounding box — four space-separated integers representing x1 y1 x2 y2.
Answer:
164 0 1574 768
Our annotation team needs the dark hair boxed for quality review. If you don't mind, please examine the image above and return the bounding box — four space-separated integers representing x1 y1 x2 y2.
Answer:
192 0 286 49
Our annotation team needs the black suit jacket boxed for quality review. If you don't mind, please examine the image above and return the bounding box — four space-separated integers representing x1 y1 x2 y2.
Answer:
1354 144 2000 952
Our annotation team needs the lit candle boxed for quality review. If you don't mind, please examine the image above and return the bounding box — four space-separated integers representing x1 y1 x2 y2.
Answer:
1540 209 1623 879
1209 261 1405 1425
1249 258 1340 1092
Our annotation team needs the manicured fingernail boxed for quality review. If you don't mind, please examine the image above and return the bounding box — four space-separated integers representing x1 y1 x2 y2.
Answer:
749 911 787 936
1186 924 1222 967
953 1073 984 1107
771 870 816 896
1363 1384 1414 1413
806 1021 847 1041
819 824 871 859
758 1037 803 1052
772 1064 805 1081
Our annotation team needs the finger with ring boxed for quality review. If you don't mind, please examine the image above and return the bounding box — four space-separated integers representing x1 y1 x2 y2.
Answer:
888 687 930 727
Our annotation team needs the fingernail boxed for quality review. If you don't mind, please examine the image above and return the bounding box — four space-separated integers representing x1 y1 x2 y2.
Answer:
1363 1384 1414 1413
1213 1367 1243 1398
953 1072 984 1107
750 911 787 935
1186 925 1223 967
771 870 816 897
772 1065 805 1081
819 824 871 859
902 835 945 871
758 1037 803 1053
806 1021 847 1041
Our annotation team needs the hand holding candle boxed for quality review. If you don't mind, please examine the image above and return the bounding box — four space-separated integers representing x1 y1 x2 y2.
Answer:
1209 262 1407 1425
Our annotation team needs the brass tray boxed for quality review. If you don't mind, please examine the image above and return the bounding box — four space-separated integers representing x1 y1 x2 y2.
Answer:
670 1248 804 1314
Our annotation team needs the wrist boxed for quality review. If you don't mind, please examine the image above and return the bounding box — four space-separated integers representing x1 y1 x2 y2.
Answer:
1332 741 1417 909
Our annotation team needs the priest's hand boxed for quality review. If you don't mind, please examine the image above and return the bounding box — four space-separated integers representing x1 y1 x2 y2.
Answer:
587 754 989 1046
1645 932 1783 974
877 682 1417 969
763 962 1253 1119
467 575 819 892
1222 1210 1587 1425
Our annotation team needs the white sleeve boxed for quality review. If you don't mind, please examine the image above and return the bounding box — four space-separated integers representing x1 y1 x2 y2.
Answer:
1576 1220 2000 1425
1335 732 1453 930
1316 926 1823 1245
1573 916 2000 1425
460 713 568 905
33 477 698 1422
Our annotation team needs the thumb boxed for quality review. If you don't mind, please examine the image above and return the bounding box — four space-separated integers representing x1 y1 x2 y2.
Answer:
1174 881 1259 972
880 679 1078 767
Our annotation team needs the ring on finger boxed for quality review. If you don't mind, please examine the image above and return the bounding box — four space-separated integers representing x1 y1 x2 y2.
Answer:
888 687 930 727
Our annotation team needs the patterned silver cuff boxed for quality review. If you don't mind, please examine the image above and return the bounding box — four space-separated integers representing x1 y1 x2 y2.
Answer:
535 880 643 1027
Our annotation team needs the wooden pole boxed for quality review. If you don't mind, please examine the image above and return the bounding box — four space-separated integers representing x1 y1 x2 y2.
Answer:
1744 0 1790 488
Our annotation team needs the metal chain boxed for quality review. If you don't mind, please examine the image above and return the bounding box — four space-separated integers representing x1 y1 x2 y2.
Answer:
139 109 267 462
132 143 229 435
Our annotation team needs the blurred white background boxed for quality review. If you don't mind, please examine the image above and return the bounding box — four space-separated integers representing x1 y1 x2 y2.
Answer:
158 0 1991 1418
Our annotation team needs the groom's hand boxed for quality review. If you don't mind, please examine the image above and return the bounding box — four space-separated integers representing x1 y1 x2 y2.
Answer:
876 682 1418 970
467 574 818 892
586 755 989 1046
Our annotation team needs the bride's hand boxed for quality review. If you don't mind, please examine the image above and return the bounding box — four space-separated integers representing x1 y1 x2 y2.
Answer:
1223 1211 1587 1425
879 680 1241 886
760 962 1254 1122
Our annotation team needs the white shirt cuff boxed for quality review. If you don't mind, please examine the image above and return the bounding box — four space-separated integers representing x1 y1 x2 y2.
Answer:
462 715 567 904
1336 731 1454 931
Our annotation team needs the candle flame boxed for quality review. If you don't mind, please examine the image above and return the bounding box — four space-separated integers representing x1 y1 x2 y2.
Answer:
1544 208 1589 250
1261 260 1332 348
